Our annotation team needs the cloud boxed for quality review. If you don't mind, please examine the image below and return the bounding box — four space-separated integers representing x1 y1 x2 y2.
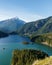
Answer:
17 12 45 22
0 10 45 22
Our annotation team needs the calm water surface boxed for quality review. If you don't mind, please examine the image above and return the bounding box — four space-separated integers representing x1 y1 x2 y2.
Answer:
0 35 52 65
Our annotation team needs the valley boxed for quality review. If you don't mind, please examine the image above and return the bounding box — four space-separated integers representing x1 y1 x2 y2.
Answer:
0 16 52 65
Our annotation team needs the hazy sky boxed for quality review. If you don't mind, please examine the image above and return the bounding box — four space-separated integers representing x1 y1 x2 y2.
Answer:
0 0 52 22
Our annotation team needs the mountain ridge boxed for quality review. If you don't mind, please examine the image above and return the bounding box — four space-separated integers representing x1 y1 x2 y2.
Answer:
0 17 25 33
0 16 52 38
0 17 25 38
18 16 52 36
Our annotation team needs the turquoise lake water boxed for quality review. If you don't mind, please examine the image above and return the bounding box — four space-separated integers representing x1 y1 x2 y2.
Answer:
0 35 52 65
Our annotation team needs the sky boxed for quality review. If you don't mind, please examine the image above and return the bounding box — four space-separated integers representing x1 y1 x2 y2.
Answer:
0 0 52 22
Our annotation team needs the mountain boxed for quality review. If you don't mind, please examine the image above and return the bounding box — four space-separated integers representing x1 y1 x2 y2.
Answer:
37 16 52 34
18 16 52 47
0 31 9 38
19 16 52 36
26 16 52 47
0 16 52 39
31 33 52 47
0 17 25 33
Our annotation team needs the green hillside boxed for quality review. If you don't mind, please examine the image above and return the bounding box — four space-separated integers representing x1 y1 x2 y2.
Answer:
19 16 52 36
11 49 48 65
35 16 52 34
30 33 52 47
33 56 52 65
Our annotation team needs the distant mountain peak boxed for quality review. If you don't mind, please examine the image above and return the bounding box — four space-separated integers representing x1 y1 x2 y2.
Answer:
0 17 25 33
47 16 52 19
48 16 52 18
8 17 21 20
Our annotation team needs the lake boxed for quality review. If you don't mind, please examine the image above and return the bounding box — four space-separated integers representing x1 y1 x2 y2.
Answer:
0 35 52 65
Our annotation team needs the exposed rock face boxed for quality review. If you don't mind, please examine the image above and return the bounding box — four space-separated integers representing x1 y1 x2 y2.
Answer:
0 17 25 33
19 16 52 36
0 17 25 38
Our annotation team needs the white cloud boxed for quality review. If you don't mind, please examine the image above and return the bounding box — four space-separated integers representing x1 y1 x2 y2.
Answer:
17 13 45 22
0 10 45 22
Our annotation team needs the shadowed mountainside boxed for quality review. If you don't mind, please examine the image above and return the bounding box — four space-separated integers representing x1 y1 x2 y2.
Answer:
0 17 25 33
